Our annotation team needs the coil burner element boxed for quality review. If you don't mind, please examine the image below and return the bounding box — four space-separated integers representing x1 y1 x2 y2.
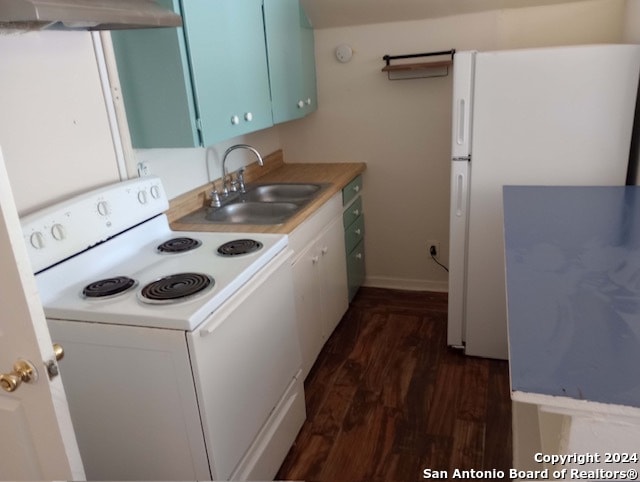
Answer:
157 237 202 253
139 272 214 304
217 239 263 256
82 276 137 299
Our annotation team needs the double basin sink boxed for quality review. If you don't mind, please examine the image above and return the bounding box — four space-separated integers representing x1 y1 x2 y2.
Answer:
177 183 328 225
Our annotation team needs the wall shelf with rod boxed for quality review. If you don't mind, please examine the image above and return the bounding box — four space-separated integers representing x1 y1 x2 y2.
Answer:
382 49 455 80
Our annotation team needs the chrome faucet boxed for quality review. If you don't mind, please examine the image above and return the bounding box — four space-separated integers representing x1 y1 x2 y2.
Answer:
220 144 264 195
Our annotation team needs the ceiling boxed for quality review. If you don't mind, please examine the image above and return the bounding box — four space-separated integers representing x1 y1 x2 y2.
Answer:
300 0 591 28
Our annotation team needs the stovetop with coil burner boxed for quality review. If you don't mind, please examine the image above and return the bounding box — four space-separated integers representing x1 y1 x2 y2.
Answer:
37 224 288 330
23 176 289 331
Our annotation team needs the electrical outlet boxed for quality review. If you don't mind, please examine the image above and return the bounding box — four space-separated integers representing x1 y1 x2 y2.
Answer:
137 162 151 177
427 240 440 257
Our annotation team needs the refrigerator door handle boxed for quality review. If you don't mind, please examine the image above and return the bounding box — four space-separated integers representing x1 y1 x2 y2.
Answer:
456 99 466 146
455 172 466 217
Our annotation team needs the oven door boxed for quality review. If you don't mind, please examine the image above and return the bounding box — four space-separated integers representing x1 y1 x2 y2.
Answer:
187 248 304 480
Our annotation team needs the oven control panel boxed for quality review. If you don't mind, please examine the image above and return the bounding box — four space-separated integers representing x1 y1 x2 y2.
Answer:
20 176 169 273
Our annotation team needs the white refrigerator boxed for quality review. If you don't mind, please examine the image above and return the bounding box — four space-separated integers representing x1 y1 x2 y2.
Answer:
447 44 640 360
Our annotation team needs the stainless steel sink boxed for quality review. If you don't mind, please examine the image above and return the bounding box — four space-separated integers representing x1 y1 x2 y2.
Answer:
242 183 322 203
175 183 328 225
204 202 300 225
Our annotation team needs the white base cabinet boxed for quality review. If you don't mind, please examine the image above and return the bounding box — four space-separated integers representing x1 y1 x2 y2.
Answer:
290 193 348 378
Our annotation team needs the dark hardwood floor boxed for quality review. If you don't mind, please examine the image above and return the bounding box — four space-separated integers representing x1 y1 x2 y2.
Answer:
276 287 512 482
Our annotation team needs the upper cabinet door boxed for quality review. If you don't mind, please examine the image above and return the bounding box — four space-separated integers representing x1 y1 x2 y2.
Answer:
264 0 317 124
299 6 318 115
182 0 273 145
111 0 199 148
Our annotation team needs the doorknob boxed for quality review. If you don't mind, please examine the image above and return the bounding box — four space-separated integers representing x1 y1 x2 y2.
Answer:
0 359 38 393
53 343 64 361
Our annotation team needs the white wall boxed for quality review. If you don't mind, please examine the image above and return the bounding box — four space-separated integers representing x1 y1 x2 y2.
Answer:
278 0 626 291
0 30 121 215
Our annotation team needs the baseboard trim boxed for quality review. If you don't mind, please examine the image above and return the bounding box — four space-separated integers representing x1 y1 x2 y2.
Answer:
364 276 448 293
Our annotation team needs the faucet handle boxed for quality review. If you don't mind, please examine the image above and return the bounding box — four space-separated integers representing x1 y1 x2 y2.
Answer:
210 191 222 208
236 169 246 193
218 179 229 197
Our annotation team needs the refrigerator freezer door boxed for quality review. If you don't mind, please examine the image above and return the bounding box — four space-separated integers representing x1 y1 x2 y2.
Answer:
447 159 470 348
451 51 476 160
465 44 640 359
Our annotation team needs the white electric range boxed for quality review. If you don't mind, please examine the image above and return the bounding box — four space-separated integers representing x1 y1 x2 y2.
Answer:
21 176 305 481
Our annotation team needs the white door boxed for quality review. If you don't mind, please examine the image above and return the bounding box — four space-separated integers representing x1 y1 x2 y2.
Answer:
0 148 85 480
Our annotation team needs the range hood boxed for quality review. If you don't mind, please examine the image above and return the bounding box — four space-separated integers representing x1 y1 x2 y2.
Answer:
0 0 182 31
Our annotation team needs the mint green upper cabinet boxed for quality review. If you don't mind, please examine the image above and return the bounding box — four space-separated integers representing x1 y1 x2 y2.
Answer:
263 0 317 124
111 0 198 148
111 0 272 148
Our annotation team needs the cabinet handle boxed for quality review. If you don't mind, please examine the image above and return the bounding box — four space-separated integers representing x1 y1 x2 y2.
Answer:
353 209 360 216
231 115 240 125
244 112 253 122
312 255 319 264
321 247 328 255
297 100 305 109
353 185 360 193
355 253 363 260
355 229 361 236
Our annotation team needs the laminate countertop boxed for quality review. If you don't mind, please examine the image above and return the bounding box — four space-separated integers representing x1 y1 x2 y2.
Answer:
503 186 640 411
168 149 366 234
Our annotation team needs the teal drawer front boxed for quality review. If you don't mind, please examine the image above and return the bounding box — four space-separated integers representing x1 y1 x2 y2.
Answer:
343 197 363 228
342 175 362 206
344 215 364 253
347 239 365 302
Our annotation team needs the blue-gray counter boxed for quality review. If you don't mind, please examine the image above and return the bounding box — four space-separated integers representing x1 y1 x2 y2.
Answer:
503 186 640 410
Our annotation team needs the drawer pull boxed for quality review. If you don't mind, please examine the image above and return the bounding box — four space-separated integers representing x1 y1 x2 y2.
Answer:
355 253 363 260
353 185 360 193
353 209 360 216
355 229 361 236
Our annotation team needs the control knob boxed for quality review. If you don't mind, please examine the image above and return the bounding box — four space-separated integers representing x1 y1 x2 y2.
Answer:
97 200 110 217
51 223 66 241
30 231 46 250
137 190 148 205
